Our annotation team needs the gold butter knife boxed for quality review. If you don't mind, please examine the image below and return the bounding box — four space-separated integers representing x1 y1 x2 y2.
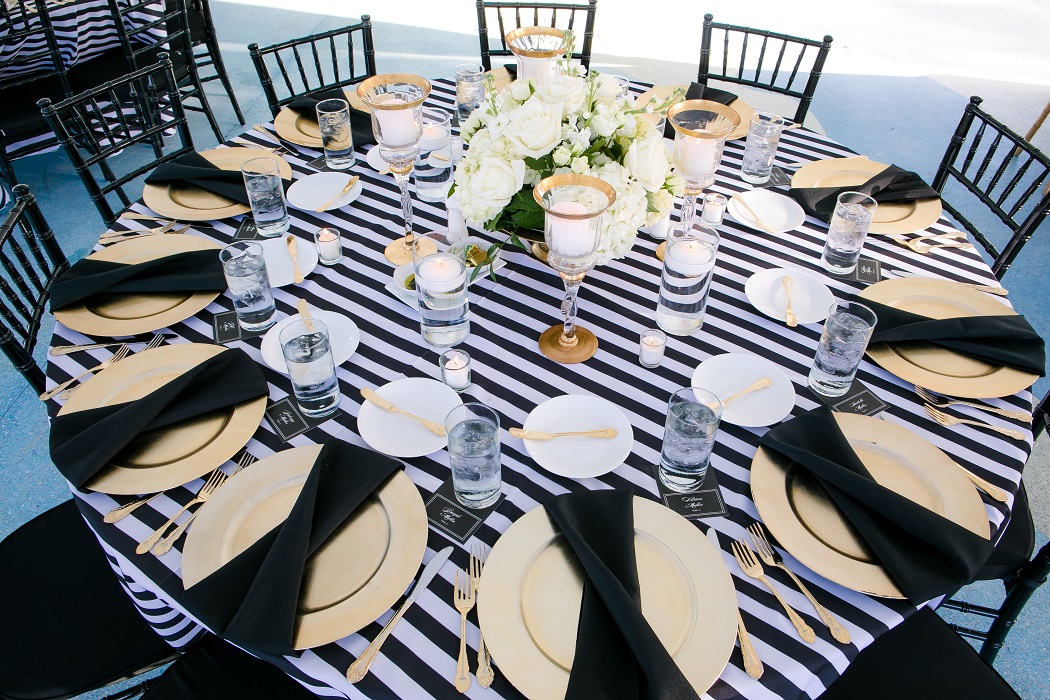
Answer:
297 299 314 331
735 195 777 234
508 427 618 440
782 276 797 327
316 175 360 212
360 387 446 436
287 235 304 284
722 377 773 407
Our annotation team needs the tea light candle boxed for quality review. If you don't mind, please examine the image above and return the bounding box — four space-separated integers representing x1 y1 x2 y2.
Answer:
665 238 716 277
677 135 719 179
374 97 419 147
414 254 466 293
419 122 450 152
314 227 342 265
549 201 593 257
639 329 666 368
701 193 727 225
440 349 472 391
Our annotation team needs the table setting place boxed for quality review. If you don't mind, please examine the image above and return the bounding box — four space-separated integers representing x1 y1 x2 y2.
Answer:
40 31 1046 700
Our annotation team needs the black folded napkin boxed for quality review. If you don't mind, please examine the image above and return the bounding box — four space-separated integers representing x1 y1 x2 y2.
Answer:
285 89 376 147
787 164 940 222
182 439 401 656
49 349 268 489
543 491 699 700
50 250 226 312
759 406 992 605
502 63 517 80
145 151 255 205
862 298 1045 376
663 82 738 139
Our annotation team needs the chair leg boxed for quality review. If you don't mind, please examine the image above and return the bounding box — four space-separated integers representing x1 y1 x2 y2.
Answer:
206 38 244 125
979 542 1050 663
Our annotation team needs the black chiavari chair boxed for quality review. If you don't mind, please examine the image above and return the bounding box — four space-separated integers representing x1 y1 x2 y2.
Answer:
476 0 597 71
175 0 244 124
38 55 195 227
248 17 377 118
932 95 1050 280
698 13 832 125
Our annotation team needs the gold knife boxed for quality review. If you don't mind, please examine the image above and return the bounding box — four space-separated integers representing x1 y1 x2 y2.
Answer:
782 276 797 327
287 235 304 284
316 175 360 212
508 427 618 440
296 299 314 332
360 387 446 436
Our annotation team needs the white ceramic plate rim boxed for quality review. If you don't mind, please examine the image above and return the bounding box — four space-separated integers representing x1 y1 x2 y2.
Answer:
286 172 364 211
259 309 361 374
521 394 634 478
356 377 463 458
728 190 806 233
744 267 835 325
259 236 319 287
690 353 796 427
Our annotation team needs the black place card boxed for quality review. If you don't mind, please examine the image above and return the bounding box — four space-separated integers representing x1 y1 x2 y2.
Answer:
425 477 505 544
233 217 261 240
812 380 889 417
755 166 792 188
305 154 339 173
264 397 328 442
851 257 882 284
212 311 267 344
650 465 728 520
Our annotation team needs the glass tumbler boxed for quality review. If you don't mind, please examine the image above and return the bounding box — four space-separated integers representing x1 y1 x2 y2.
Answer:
279 318 341 418
655 224 719 336
316 99 355 170
414 108 453 202
219 241 276 331
241 157 289 237
445 402 502 509
821 192 878 274
454 63 485 123
808 301 878 397
659 387 723 492
740 112 786 184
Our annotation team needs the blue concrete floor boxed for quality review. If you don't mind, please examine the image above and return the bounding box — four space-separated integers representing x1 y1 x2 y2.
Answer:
0 3 1047 698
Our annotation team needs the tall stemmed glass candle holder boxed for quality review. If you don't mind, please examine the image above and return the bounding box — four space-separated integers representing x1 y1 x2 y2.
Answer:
534 174 616 364
506 26 566 87
357 74 432 265
667 99 739 232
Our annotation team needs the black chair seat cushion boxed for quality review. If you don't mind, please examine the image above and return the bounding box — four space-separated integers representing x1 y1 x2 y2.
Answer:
821 607 1021 699
977 481 1036 581
141 634 318 699
0 500 176 700
67 47 190 94
0 75 71 140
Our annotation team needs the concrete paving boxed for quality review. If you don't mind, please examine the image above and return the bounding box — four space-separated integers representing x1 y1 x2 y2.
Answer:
0 1 1047 697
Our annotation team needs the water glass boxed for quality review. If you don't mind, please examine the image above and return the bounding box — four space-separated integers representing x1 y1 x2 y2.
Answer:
279 318 341 418
808 301 878 397
740 112 786 184
219 242 276 331
241 157 289 238
316 99 355 170
455 63 485 123
446 402 501 509
655 224 719 336
414 108 453 202
413 230 470 347
659 387 722 492
821 192 877 274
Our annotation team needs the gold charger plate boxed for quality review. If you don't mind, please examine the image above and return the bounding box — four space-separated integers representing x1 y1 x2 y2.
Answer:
858 278 1038 398
59 344 267 495
181 444 427 650
142 147 292 221
790 156 943 234
54 235 222 337
634 84 753 140
273 89 367 147
751 412 988 599
477 497 737 699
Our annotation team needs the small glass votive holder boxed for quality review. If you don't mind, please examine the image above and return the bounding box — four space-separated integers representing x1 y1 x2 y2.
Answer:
313 227 343 266
701 192 727 225
639 329 666 368
439 348 472 392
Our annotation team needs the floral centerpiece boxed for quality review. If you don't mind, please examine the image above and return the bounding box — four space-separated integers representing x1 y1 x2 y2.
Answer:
452 49 683 268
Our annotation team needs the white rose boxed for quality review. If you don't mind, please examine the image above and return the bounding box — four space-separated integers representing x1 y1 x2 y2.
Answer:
552 145 571 166
509 78 533 103
459 157 526 223
592 72 622 104
504 96 564 158
535 74 586 113
589 103 620 138
625 135 672 192
570 156 589 174
461 111 483 141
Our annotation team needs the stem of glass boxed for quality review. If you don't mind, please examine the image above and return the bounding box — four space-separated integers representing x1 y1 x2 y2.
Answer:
680 187 702 230
560 275 583 344
394 170 414 249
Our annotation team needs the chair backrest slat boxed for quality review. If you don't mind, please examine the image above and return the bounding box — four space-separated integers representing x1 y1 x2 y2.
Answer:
476 1 598 71
699 13 833 124
0 0 73 97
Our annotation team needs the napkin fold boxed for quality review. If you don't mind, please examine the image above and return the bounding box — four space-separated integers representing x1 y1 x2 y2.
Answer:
759 406 992 605
787 164 940 222
145 151 255 205
285 89 376 147
182 439 401 656
862 298 1045 376
49 348 268 489
49 250 226 311
663 82 738 140
543 491 699 700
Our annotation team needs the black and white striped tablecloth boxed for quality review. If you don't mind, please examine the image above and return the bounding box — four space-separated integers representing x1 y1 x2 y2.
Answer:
46 79 1036 700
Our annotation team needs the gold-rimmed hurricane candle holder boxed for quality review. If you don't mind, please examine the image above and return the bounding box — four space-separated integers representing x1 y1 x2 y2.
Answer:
357 74 432 265
667 99 740 233
534 174 616 364
505 26 567 86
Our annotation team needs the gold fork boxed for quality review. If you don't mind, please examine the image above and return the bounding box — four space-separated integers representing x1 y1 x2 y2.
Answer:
915 386 1032 423
152 453 256 555
58 334 164 400
732 539 816 643
471 545 494 688
136 469 227 554
453 569 475 692
40 345 130 401
100 224 190 245
748 524 850 644
50 334 173 356
924 404 1027 441
99 221 177 239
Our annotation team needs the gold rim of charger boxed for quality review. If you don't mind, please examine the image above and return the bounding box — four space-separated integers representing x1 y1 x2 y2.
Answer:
356 73 432 109
667 99 741 139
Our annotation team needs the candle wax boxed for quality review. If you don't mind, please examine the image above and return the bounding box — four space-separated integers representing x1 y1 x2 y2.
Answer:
419 123 451 152
639 334 665 366
665 240 716 277
415 254 466 293
317 230 341 261
549 201 593 257
442 353 471 389
374 97 419 147
678 136 719 179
